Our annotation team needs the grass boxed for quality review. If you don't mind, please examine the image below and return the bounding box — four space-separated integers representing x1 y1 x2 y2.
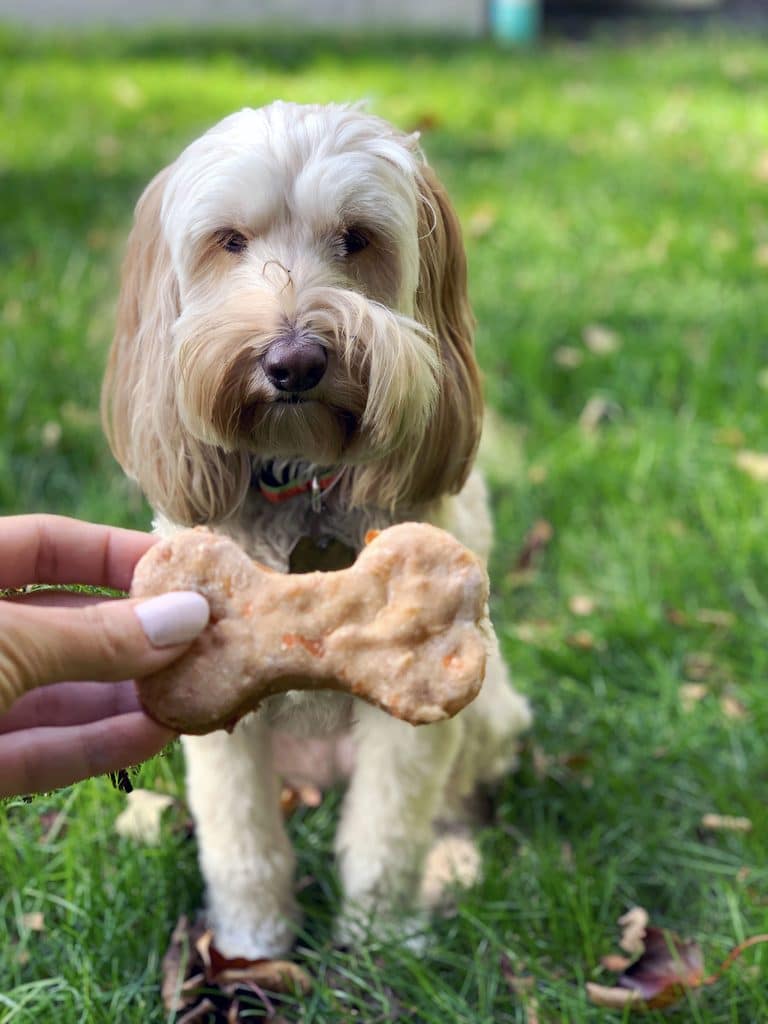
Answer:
2 22 768 1023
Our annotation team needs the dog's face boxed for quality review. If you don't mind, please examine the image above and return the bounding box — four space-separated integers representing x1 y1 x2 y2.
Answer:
103 102 482 524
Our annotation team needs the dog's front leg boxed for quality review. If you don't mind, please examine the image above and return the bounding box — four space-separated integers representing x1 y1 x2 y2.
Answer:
335 703 462 943
182 715 298 959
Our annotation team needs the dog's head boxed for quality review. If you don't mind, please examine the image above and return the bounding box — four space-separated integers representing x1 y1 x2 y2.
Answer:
102 102 482 524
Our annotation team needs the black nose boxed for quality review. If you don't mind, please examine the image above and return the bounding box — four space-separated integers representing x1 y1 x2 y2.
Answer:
262 335 327 393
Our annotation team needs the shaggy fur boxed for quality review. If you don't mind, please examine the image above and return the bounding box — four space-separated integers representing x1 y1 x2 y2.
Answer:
103 102 532 957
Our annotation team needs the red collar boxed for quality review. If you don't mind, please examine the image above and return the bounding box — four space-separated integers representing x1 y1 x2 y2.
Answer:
256 465 341 509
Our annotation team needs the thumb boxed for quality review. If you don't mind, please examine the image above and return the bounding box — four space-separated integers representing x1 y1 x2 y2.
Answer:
0 592 209 712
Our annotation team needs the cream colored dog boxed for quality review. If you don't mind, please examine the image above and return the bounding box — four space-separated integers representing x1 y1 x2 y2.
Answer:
102 102 531 958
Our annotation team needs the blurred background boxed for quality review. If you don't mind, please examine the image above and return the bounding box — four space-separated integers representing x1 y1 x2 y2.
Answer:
2 4 768 1022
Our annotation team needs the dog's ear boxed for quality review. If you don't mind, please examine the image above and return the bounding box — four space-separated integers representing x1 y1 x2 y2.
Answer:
407 160 483 503
102 166 249 525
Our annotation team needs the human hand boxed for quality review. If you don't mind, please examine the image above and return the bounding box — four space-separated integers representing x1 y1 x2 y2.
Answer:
0 515 209 797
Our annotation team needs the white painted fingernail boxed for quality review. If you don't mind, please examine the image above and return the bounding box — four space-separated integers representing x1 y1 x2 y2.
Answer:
135 592 210 647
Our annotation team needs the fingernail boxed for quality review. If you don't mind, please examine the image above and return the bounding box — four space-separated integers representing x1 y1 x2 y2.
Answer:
135 592 210 647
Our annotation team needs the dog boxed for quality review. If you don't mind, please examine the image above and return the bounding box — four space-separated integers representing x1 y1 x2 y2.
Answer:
102 102 532 959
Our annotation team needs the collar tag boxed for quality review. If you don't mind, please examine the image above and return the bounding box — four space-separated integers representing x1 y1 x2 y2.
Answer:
257 463 341 510
310 475 323 514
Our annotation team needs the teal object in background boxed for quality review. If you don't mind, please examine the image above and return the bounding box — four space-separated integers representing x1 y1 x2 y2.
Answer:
489 0 540 44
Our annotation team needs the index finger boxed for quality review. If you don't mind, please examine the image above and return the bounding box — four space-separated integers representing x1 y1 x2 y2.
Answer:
0 514 157 591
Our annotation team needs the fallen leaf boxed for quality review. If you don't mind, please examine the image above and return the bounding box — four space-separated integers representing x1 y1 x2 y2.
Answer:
679 682 709 711
579 395 621 434
591 912 768 1013
618 907 649 955
586 982 644 1009
583 324 621 355
21 911 45 932
568 594 596 616
695 608 735 628
720 694 748 721
589 924 703 1011
566 630 596 651
700 813 752 833
735 450 768 482
114 789 175 845
513 520 553 571
40 421 62 448
601 954 633 972
553 345 584 368
280 783 322 816
162 913 312 1020
684 652 715 681
619 928 703 1006
500 955 539 1023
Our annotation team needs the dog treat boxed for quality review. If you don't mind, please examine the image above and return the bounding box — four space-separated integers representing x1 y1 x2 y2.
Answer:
131 523 490 734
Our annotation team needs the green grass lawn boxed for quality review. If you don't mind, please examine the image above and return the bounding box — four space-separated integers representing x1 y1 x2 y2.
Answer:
2 24 768 1023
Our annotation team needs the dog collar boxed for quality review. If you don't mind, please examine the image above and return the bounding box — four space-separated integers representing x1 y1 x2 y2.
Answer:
256 462 341 512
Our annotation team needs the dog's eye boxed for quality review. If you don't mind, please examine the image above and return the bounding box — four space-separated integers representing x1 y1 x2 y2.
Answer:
217 230 248 255
341 228 370 257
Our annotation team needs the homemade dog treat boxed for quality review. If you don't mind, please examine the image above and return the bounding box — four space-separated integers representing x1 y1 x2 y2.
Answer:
131 523 490 734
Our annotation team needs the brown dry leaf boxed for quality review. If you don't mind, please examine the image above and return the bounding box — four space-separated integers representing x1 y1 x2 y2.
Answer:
601 954 633 972
162 913 311 1020
566 630 596 651
500 955 539 1023
21 911 45 932
553 345 584 369
280 783 323 816
586 982 645 1009
684 652 715 681
618 907 649 955
679 683 709 712
735 449 768 482
700 813 752 833
695 608 735 629
589 923 703 1011
720 694 748 721
513 621 556 646
619 928 703 1007
578 395 620 434
114 788 175 845
583 324 621 355
513 519 554 571
569 594 596 617
666 607 689 627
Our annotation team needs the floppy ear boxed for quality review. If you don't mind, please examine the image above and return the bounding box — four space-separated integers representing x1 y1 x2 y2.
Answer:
407 160 483 503
101 167 250 525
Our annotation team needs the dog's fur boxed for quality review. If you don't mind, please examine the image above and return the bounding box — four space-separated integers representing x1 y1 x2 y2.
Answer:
102 102 531 958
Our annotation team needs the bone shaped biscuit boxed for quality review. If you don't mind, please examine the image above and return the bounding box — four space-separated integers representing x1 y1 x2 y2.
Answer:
131 523 490 734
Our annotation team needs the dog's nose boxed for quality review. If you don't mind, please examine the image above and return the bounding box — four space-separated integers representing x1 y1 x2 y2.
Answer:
262 335 327 393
